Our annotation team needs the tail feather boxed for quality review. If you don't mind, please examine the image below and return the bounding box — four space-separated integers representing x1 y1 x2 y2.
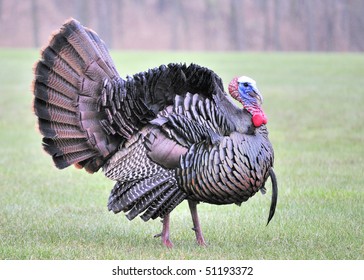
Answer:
35 62 79 99
60 20 118 80
33 18 121 172
37 119 84 139
34 99 79 126
47 36 85 76
40 47 80 87
34 83 77 113
42 138 96 169
43 138 90 156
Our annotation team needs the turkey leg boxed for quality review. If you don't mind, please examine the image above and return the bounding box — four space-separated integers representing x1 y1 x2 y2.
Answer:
188 200 207 246
155 214 174 248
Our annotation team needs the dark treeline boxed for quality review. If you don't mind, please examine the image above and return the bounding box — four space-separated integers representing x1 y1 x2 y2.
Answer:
0 0 363 51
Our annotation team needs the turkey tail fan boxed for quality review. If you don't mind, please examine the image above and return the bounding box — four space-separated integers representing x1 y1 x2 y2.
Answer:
266 167 278 225
33 18 122 173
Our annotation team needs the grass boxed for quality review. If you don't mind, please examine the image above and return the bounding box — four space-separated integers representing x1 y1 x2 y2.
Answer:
0 49 363 259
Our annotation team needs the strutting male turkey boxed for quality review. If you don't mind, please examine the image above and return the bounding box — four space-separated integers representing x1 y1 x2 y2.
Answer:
32 19 277 247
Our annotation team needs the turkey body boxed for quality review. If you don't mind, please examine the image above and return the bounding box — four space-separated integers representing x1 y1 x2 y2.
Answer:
32 19 277 247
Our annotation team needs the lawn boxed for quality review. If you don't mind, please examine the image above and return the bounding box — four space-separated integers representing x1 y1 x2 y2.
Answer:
0 49 363 259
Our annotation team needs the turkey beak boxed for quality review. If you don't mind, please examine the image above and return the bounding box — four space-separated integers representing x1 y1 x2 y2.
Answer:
253 87 263 105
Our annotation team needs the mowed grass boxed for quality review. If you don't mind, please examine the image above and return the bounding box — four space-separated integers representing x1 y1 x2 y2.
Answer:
0 49 363 260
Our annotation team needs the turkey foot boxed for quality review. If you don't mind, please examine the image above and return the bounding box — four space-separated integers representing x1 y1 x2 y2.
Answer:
155 214 173 248
188 200 207 246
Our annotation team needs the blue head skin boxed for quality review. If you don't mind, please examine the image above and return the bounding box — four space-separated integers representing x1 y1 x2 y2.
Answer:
228 76 267 127
237 76 263 106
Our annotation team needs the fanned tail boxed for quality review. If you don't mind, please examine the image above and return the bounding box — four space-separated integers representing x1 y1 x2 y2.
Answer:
33 18 122 172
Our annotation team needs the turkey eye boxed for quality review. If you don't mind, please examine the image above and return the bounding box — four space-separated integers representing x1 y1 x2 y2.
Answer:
243 82 249 87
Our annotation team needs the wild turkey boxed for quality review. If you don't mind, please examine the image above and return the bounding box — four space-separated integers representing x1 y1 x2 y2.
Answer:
32 19 277 247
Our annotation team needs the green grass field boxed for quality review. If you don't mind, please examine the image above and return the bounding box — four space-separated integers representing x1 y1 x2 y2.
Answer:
0 49 363 260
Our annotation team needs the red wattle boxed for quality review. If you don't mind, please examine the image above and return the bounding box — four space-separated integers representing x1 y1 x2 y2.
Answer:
252 113 268 127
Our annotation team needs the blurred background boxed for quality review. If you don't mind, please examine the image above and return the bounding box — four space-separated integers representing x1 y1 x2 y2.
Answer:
0 0 364 51
1 0 363 261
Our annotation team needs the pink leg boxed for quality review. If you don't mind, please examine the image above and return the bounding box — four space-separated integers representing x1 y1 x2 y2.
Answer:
155 214 173 248
188 200 207 246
